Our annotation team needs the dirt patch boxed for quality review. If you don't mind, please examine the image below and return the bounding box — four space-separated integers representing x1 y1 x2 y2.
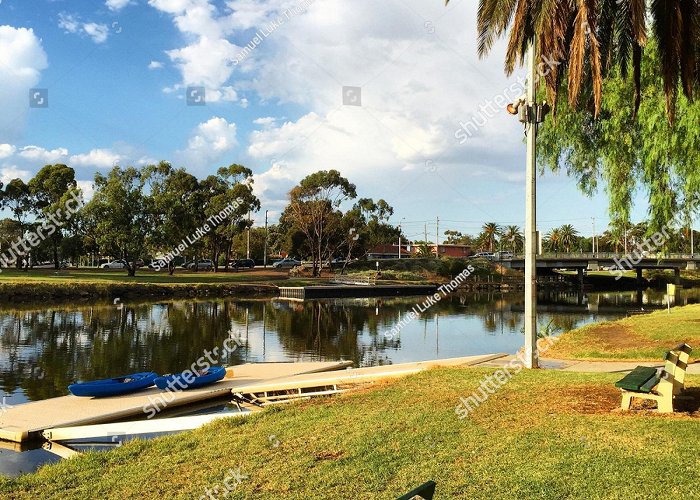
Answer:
314 450 345 461
547 323 663 359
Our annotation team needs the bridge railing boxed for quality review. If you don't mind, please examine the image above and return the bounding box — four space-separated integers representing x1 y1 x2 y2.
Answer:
506 252 700 261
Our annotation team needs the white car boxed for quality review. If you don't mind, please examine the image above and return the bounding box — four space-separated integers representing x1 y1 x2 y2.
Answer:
101 259 127 269
272 258 301 269
186 259 214 271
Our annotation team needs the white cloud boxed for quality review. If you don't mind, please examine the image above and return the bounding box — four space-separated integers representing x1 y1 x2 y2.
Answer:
58 13 110 44
253 116 277 126
76 180 96 202
148 60 164 69
17 145 69 163
0 26 47 142
69 149 123 169
176 117 238 170
0 166 32 185
106 0 132 11
0 144 16 159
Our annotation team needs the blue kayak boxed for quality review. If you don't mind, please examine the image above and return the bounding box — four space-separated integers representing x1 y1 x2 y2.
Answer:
68 372 158 398
154 366 226 391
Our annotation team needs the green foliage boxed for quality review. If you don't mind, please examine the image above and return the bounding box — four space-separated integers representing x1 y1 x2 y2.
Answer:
539 43 700 236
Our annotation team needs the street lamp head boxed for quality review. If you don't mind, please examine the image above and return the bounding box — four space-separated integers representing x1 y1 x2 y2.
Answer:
507 94 527 115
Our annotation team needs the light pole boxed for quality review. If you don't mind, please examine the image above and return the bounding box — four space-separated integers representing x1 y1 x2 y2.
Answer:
264 210 269 268
398 217 405 259
507 42 546 369
591 217 596 256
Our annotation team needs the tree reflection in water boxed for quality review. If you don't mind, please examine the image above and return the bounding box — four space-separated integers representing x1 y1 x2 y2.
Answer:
3 288 693 402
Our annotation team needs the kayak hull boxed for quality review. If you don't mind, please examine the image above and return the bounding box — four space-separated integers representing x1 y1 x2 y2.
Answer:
154 366 226 391
68 372 158 398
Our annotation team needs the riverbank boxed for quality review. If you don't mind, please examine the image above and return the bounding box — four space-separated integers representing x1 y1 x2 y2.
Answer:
546 303 700 361
2 367 697 498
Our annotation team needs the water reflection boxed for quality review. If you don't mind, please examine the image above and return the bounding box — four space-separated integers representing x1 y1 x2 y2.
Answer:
1 288 698 404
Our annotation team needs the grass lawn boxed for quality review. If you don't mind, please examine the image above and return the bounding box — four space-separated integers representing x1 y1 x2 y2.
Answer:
0 268 288 284
1 368 698 499
547 304 700 361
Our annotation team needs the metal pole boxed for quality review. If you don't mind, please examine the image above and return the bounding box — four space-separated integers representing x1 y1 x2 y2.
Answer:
591 217 596 255
398 224 402 259
264 210 268 268
246 211 251 260
524 41 538 369
436 216 439 258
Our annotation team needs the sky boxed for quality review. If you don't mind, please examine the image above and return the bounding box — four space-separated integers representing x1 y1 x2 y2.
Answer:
0 0 652 244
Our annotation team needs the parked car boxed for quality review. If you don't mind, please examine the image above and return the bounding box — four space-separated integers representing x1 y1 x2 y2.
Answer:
101 259 127 269
494 251 514 260
470 252 495 260
230 259 255 269
186 259 214 271
272 258 301 269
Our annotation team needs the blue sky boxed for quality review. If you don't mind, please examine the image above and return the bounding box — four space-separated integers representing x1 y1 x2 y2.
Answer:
0 0 652 243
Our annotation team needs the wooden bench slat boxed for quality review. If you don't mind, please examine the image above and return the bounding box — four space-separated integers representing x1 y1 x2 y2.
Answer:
615 366 658 392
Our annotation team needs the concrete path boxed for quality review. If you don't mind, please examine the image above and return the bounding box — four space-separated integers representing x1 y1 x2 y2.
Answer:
473 355 700 375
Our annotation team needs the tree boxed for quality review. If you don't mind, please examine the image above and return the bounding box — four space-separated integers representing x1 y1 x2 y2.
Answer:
1 179 30 268
558 224 579 253
481 222 501 252
145 162 203 275
203 165 260 271
539 43 700 236
85 166 149 276
502 225 524 253
545 228 562 253
462 0 699 121
28 164 80 269
283 170 357 276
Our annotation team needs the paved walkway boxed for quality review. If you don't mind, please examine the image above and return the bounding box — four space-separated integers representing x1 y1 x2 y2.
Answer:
474 355 700 374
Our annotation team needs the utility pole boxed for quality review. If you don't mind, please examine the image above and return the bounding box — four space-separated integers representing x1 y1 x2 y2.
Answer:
424 223 428 248
398 224 402 259
436 216 439 258
523 42 538 369
591 217 596 256
264 210 269 268
246 211 251 260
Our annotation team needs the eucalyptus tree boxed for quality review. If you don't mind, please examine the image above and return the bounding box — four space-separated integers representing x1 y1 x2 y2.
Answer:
28 164 81 268
145 161 202 274
85 166 150 276
283 170 357 276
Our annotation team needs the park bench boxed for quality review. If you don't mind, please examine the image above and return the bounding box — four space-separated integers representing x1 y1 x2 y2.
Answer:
397 480 436 500
615 343 692 413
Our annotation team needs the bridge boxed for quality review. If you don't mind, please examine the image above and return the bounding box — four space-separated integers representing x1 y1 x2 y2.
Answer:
499 252 700 285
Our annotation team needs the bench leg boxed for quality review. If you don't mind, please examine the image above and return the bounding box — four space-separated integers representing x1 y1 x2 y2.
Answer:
620 392 633 411
657 396 674 413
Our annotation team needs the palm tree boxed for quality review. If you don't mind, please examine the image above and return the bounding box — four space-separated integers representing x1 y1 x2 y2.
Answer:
545 228 562 253
558 224 579 253
449 0 700 121
503 225 524 253
481 222 501 252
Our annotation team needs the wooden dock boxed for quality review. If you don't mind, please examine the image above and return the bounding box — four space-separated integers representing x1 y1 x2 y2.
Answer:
0 361 351 443
278 284 438 300
233 354 507 398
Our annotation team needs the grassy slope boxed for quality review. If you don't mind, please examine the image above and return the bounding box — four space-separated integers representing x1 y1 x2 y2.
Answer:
547 304 700 361
2 368 698 499
0 269 285 284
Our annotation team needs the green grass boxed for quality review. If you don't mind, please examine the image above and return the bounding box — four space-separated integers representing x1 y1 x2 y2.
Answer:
2 368 698 499
0 269 284 284
548 303 700 361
